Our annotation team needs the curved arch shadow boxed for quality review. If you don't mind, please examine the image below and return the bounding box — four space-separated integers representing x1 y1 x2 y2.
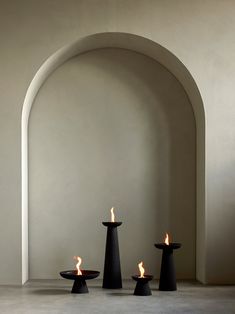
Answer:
21 32 205 284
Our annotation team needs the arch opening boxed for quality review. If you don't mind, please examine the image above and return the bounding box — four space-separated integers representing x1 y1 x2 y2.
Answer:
21 32 205 284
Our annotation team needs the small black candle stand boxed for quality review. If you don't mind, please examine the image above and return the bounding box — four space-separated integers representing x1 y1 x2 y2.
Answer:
132 275 153 296
154 243 181 291
60 270 100 294
102 222 122 289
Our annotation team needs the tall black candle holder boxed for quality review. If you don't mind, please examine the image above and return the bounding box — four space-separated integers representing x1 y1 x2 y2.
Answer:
102 222 122 289
154 243 181 291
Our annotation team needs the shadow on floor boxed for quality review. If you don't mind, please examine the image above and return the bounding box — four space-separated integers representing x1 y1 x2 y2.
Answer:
31 289 70 295
107 292 133 296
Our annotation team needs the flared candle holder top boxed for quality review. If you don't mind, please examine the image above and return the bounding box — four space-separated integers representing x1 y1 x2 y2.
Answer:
60 270 100 281
154 243 181 250
132 275 153 282
102 222 122 227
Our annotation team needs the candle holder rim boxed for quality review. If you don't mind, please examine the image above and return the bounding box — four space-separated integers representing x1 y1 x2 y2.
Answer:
132 275 153 281
60 270 100 281
154 243 181 249
102 222 122 227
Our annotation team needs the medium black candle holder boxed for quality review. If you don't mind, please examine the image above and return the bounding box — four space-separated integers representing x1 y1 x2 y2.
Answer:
102 222 122 289
60 270 100 293
132 275 153 296
154 243 181 291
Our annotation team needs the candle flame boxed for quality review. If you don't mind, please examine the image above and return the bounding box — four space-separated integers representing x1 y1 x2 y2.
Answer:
164 233 170 245
138 261 145 278
111 207 115 222
74 256 82 275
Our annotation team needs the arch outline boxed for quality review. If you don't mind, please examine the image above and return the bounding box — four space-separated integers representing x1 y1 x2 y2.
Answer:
21 32 206 284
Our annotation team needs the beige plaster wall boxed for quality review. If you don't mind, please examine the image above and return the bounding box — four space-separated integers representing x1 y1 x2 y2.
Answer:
0 0 235 284
28 48 195 279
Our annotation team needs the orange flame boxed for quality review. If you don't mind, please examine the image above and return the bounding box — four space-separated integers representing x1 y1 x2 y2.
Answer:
164 233 170 245
74 256 82 275
138 261 145 278
111 207 115 222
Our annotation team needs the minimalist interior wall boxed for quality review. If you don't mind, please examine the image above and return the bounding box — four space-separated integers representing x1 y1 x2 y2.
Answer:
1 0 235 285
29 48 196 279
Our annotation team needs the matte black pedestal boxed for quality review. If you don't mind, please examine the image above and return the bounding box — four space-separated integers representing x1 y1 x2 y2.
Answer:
71 279 88 294
155 243 181 291
102 222 122 289
60 270 100 294
132 275 153 296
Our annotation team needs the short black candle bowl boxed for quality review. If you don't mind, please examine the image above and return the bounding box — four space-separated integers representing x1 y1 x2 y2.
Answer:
132 275 153 296
155 242 181 291
102 222 122 289
60 270 100 294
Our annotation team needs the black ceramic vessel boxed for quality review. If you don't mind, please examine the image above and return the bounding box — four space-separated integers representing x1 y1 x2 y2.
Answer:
102 222 122 289
154 243 181 291
60 270 100 293
132 275 153 296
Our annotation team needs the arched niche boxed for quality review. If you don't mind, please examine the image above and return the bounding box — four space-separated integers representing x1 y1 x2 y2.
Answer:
21 32 205 284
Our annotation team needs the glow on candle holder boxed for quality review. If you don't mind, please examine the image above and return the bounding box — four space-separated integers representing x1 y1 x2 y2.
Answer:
74 256 82 275
164 233 170 245
138 261 145 278
111 207 115 222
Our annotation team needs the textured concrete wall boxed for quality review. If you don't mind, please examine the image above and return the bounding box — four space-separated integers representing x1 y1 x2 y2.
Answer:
0 0 235 284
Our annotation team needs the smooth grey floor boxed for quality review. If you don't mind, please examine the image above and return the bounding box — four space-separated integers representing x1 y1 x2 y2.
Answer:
0 280 234 314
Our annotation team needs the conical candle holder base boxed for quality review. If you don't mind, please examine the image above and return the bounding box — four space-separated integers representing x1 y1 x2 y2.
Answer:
102 222 122 289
